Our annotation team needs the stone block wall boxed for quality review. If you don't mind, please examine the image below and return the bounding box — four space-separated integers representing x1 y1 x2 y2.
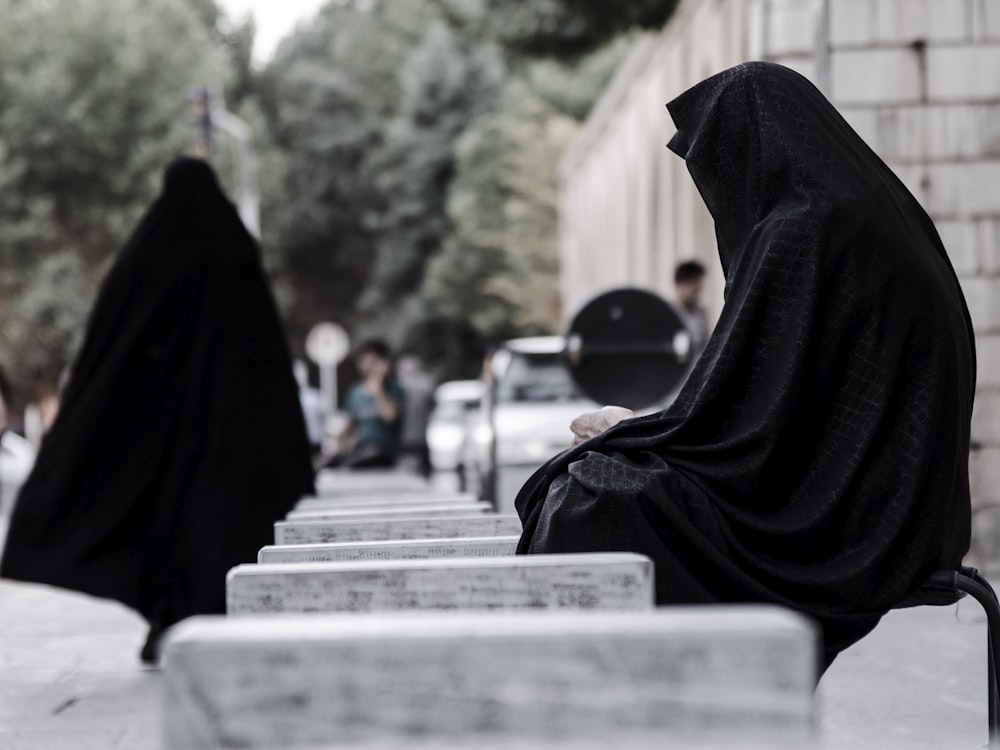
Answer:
559 0 1000 571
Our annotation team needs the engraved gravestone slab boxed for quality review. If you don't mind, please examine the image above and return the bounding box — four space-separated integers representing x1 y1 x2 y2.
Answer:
226 553 653 614
285 502 492 521
275 514 522 545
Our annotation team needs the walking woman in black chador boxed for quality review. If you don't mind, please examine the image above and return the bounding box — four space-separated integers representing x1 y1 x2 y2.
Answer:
516 62 975 672
1 157 315 663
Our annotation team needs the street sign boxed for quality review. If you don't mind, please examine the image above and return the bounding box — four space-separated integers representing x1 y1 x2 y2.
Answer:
306 323 349 412
306 323 349 366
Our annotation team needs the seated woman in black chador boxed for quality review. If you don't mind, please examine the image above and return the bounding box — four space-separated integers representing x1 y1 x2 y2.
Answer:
515 62 975 672
1 157 315 663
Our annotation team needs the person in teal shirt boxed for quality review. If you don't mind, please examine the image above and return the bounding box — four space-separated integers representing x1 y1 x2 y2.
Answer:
326 339 406 468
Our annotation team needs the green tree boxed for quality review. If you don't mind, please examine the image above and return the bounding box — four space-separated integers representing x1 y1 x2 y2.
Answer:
7 254 94 400
258 0 439 348
422 36 632 341
0 0 227 397
356 20 504 343
438 0 677 59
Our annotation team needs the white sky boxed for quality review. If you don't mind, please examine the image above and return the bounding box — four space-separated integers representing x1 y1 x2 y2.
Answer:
217 0 329 63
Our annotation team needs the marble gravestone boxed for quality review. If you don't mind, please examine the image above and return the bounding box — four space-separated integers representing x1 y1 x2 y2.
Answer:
257 536 520 564
226 553 654 614
293 492 476 511
275 514 522 545
162 607 818 749
284 502 493 522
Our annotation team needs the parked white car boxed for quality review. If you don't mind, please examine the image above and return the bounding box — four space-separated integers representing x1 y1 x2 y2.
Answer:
464 337 599 514
426 379 483 473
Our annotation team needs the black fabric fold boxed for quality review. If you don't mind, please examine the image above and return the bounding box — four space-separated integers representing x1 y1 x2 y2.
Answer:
1 157 315 628
515 62 975 669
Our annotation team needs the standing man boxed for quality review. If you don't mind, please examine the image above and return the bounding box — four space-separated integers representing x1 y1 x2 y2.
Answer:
396 355 435 477
673 260 710 359
325 339 406 469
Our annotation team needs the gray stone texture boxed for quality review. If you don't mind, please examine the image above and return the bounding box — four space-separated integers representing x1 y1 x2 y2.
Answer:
971 504 1000 577
162 607 817 749
226 553 653 614
284 502 492 521
294 492 476 510
831 48 923 105
314 470 431 496
274 514 522 545
927 45 1000 102
257 536 520 564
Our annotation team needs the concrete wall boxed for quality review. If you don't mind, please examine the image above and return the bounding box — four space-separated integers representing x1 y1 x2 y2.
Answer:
559 0 1000 570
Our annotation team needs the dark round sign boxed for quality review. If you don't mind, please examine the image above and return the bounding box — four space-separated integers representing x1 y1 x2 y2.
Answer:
565 287 691 411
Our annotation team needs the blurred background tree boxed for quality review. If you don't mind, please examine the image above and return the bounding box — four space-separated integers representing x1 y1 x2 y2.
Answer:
0 0 673 405
0 0 226 403
437 0 676 59
355 19 504 355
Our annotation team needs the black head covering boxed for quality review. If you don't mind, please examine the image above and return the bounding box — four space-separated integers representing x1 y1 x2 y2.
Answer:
1 157 315 629
515 62 975 667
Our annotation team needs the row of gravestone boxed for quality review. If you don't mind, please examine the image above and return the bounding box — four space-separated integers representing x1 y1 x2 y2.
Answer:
161 470 819 749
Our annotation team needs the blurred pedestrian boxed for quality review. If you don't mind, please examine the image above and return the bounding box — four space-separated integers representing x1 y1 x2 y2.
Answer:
323 339 405 469
672 259 709 359
0 157 315 664
396 354 434 477
516 62 974 674
294 359 327 457
0 365 36 528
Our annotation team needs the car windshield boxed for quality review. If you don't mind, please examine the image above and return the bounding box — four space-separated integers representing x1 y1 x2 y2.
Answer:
432 399 478 423
495 352 585 403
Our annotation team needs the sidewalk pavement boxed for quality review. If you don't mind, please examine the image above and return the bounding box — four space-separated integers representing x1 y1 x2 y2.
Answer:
0 575 990 750
0 579 159 750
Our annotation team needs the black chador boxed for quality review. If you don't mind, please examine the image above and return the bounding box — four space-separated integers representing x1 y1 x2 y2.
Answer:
516 62 975 671
1 158 315 660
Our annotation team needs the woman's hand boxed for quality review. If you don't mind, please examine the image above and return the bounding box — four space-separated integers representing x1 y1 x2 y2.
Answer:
570 405 635 445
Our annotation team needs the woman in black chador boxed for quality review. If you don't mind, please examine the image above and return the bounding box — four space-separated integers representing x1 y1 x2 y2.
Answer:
516 62 975 671
1 157 315 662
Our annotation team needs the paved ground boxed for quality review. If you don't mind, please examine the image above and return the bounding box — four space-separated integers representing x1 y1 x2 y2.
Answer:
0 571 990 750
0 579 159 749
818 600 987 748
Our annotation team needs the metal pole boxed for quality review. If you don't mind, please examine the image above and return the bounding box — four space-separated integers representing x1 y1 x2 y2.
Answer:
319 363 338 414
211 107 260 238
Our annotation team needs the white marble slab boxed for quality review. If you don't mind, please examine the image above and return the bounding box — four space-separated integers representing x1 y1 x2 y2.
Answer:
285 502 492 521
315 470 431 495
226 553 653 614
275 514 522 545
257 536 520 564
294 492 476 511
163 607 817 749
210 741 801 750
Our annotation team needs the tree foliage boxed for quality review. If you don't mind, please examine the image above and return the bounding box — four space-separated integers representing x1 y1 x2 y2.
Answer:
258 1 439 346
0 0 226 400
436 0 676 59
422 35 633 341
357 20 504 341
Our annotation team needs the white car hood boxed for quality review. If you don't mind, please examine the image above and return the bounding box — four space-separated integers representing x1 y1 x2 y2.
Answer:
493 400 597 464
